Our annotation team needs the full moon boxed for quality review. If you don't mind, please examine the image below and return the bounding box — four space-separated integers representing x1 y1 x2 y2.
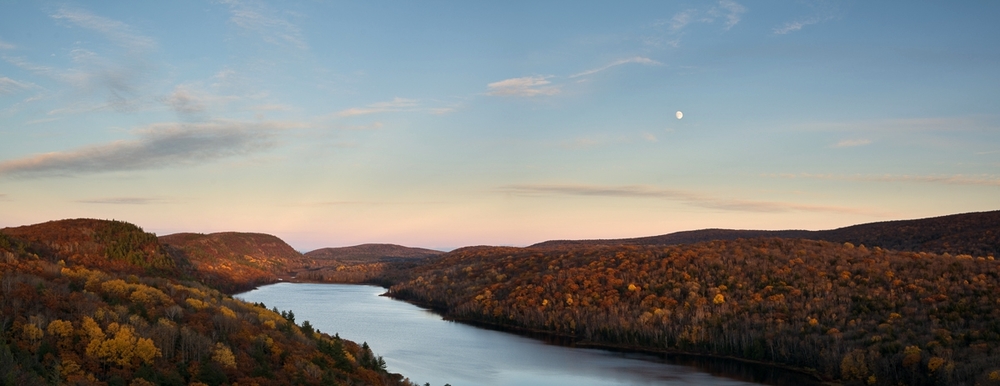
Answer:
676 111 683 119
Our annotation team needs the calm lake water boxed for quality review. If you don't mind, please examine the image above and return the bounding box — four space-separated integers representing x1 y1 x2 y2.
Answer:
236 283 818 386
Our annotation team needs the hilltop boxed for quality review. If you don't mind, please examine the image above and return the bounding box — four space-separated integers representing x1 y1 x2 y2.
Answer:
2 219 180 276
531 210 1000 257
305 244 443 262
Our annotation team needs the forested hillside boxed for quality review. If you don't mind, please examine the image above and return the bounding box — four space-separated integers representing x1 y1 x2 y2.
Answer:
387 239 1000 385
305 244 443 262
532 210 1000 258
0 220 414 385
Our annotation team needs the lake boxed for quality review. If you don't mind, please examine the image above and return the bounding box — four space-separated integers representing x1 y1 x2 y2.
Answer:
236 283 820 386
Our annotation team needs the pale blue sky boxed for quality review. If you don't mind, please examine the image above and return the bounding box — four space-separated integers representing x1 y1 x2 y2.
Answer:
2 1 998 250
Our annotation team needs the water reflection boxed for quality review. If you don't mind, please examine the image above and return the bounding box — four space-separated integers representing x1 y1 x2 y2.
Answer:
237 283 820 386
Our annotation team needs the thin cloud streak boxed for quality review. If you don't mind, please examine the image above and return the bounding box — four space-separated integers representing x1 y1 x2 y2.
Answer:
335 97 420 117
0 120 301 178
832 139 872 148
570 57 661 78
486 76 560 97
497 184 881 215
773 4 837 35
51 7 155 50
768 173 1000 187
774 19 820 35
0 77 36 95
220 0 308 50
76 197 172 205
795 116 990 133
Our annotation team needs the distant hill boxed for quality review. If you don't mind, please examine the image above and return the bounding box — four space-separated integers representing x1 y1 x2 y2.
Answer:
306 243 444 262
530 210 1000 257
159 232 315 292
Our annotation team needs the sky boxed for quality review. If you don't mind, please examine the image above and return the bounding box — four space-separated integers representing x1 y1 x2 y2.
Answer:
1 1 998 251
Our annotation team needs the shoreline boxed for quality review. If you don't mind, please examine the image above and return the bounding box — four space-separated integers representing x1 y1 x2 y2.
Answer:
381 289 834 385
243 280 837 385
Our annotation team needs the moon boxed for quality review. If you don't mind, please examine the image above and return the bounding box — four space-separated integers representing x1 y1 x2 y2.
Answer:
676 111 683 119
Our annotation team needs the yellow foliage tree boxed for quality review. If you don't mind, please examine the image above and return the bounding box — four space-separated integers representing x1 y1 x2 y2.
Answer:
129 285 171 306
927 356 946 373
841 349 870 381
185 298 208 310
21 323 44 347
219 306 237 319
903 345 922 367
47 319 74 349
87 323 159 368
211 342 237 369
101 279 132 298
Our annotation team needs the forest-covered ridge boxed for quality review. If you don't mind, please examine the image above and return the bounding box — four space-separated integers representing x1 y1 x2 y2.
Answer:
530 210 1000 258
386 238 1000 386
158 232 317 294
305 244 443 262
0 219 416 385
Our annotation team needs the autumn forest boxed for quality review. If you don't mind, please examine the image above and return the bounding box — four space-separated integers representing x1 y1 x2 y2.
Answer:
2 211 999 385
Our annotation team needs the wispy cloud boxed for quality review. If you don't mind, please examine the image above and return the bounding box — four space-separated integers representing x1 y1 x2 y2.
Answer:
164 85 207 115
497 183 882 215
832 139 872 148
220 0 308 50
647 1 746 48
773 2 838 35
335 97 420 117
51 7 155 50
708 0 747 30
76 197 173 205
0 77 36 95
570 57 662 78
18 7 160 112
767 173 1000 187
668 9 695 31
0 120 301 178
162 84 241 117
486 76 560 97
773 18 824 35
0 39 14 50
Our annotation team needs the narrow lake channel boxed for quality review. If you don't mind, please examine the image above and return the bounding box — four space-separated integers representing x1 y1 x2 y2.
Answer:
236 283 819 386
